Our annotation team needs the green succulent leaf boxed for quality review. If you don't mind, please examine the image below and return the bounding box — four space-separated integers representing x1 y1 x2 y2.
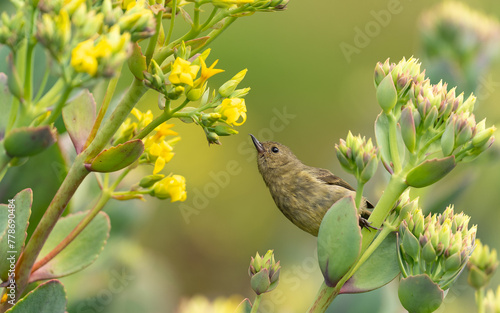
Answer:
375 113 391 169
398 274 444 313
29 211 110 283
3 126 57 157
6 280 66 313
62 89 96 154
250 269 270 295
376 75 397 114
341 232 400 294
86 139 144 172
0 189 32 281
405 156 456 188
127 42 147 80
235 298 252 313
317 196 362 287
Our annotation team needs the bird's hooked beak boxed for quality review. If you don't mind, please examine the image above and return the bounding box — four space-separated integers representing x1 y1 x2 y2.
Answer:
250 134 265 153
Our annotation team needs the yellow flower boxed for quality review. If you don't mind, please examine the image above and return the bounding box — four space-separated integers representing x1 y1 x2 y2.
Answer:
153 175 187 202
169 57 200 86
149 141 175 174
194 58 225 88
131 108 153 129
215 98 247 126
94 38 112 59
71 39 99 76
122 0 136 9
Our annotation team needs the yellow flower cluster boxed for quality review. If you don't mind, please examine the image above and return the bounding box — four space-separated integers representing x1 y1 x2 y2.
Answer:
215 98 247 126
153 174 187 202
169 57 201 86
70 26 130 76
144 123 180 174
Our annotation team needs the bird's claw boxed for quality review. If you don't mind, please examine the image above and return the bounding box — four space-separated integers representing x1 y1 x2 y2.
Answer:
359 216 380 231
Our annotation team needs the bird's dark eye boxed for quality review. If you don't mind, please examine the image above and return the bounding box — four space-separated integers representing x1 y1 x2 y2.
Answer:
271 147 279 153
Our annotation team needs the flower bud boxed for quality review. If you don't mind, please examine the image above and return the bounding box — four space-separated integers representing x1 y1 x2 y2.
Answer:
219 69 248 97
248 250 281 295
467 239 498 289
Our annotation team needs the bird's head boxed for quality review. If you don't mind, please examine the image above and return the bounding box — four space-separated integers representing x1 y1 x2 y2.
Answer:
250 134 300 172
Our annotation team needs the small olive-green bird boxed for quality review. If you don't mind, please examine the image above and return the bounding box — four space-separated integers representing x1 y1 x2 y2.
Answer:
250 134 373 236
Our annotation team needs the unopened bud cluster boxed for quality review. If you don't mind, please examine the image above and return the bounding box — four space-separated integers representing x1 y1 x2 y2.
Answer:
336 132 379 184
248 250 281 295
467 239 498 289
374 57 495 166
398 205 476 290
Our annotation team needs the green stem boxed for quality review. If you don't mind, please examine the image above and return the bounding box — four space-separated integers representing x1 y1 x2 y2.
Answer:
250 294 262 313
477 287 485 313
133 97 190 141
84 72 121 150
361 173 407 250
354 181 365 209
388 114 402 174
43 84 73 125
165 0 177 46
145 11 163 66
199 7 219 31
36 79 65 109
11 160 89 306
23 8 37 104
33 67 50 103
85 78 147 160
5 79 148 310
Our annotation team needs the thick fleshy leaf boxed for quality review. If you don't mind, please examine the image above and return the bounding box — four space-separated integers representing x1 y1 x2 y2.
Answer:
6 280 66 313
400 107 416 153
235 298 252 313
62 90 96 154
127 43 147 80
376 75 397 113
86 139 144 172
405 156 456 188
318 196 362 287
250 269 270 295
398 275 444 313
375 113 391 168
29 211 110 282
185 36 210 51
0 189 32 281
3 126 57 157
341 232 400 294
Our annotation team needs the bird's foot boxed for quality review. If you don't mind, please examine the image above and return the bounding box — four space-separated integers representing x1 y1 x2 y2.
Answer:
359 216 379 231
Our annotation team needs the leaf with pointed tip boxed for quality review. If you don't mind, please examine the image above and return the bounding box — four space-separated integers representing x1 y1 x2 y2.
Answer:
29 211 110 283
398 274 444 313
62 90 96 154
86 139 144 172
6 280 67 313
128 43 147 80
3 126 57 157
406 156 456 188
235 299 252 313
317 196 362 287
375 113 391 168
185 36 210 51
0 189 32 281
341 232 400 294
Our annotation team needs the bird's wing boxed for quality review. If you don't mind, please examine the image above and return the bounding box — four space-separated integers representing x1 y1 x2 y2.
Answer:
313 168 356 191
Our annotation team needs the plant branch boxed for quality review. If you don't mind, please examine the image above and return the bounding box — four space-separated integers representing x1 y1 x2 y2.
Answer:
250 294 262 313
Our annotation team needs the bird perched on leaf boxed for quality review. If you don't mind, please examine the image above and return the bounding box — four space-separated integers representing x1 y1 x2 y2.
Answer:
250 134 374 236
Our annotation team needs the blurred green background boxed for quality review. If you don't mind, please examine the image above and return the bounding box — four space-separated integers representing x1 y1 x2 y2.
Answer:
1 0 500 312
